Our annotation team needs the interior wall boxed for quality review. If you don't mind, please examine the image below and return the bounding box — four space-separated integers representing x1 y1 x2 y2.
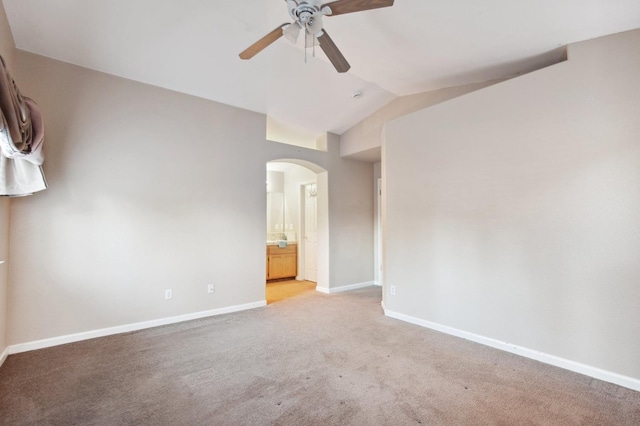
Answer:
326 141 374 287
266 137 374 289
0 199 7 359
340 79 504 160
8 51 374 346
384 29 640 381
0 0 15 360
266 117 326 152
8 51 268 345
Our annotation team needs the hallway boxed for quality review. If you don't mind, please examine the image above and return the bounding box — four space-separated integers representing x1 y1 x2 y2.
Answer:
266 279 316 304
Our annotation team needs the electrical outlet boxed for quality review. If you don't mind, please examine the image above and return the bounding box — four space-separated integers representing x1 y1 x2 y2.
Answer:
390 285 396 296
207 284 215 294
165 289 173 300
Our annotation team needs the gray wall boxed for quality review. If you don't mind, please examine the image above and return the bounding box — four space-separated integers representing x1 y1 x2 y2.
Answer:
0 0 15 359
7 51 373 345
384 29 640 380
341 80 504 161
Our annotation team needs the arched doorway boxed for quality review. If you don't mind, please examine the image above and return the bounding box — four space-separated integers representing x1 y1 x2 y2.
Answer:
265 159 329 303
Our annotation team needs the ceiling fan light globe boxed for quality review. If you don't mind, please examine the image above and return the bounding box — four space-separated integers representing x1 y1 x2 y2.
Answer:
307 13 324 35
283 22 302 44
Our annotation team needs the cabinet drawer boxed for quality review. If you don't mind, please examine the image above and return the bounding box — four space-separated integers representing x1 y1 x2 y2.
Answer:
267 244 297 255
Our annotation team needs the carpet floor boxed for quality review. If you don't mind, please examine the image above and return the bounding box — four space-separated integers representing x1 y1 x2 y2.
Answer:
0 287 638 425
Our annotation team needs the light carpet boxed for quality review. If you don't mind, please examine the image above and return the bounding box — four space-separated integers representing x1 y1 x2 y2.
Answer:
0 287 638 425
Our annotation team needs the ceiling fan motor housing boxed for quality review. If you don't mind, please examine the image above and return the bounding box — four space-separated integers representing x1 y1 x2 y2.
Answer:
287 0 329 36
288 1 321 24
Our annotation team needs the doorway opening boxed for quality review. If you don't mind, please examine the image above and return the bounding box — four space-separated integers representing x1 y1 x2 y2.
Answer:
265 160 328 304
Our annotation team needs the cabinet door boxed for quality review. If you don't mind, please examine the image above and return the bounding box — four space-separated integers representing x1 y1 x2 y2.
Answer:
269 255 286 279
283 253 297 278
268 254 297 280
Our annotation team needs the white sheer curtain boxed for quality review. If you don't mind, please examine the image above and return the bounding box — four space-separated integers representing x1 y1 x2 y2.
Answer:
0 54 46 197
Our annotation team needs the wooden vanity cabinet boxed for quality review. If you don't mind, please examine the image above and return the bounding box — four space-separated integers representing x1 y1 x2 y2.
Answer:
267 244 297 280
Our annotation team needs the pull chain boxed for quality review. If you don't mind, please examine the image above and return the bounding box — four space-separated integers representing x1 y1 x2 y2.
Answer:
305 30 308 63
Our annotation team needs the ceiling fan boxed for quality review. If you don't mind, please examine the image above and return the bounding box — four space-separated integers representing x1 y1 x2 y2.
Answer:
239 0 395 73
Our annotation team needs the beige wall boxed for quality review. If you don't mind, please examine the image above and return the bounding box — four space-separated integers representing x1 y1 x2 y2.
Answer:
384 29 640 381
0 2 14 69
341 80 504 161
0 0 15 360
8 51 373 345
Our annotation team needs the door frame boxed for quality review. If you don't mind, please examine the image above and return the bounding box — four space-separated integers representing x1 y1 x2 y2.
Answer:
266 159 328 291
300 181 318 282
375 177 382 286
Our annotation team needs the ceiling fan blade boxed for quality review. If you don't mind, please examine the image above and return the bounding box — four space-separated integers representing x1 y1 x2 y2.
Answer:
239 23 290 60
317 30 350 73
322 0 394 16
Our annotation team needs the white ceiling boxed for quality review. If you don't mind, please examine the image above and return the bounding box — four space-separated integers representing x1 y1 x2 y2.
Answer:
3 0 640 135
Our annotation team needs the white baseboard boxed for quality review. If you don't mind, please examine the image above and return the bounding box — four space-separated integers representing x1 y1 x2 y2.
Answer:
9 300 266 355
384 308 640 393
0 346 8 368
316 281 375 294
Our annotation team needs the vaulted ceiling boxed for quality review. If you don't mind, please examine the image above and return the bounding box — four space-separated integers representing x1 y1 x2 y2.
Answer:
3 0 640 134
